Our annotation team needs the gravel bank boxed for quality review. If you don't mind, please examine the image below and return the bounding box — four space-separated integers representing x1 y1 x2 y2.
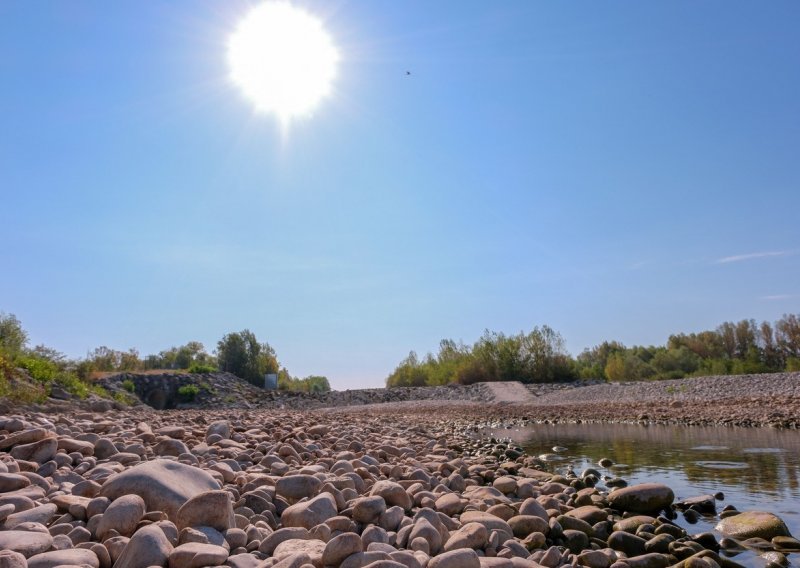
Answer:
0 406 796 568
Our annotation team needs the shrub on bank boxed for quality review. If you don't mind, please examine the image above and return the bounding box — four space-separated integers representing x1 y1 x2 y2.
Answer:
177 384 200 401
188 362 217 374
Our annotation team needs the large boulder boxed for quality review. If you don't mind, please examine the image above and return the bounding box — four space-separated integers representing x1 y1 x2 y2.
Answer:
716 511 791 540
99 459 219 520
608 483 674 513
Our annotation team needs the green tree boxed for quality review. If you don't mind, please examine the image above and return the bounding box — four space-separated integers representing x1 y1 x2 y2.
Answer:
577 341 626 380
0 312 28 355
216 330 278 386
604 353 626 382
776 314 800 361
386 352 430 387
302 375 331 393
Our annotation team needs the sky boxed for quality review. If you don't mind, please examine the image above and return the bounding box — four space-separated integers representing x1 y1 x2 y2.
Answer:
1 1 798 389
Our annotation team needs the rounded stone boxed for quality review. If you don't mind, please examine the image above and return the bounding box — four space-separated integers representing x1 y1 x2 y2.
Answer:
428 548 480 568
26 549 100 568
113 524 173 568
322 532 363 566
352 496 386 523
169 543 229 568
99 459 219 520
716 511 791 541
509 515 550 538
176 490 235 532
281 493 338 530
96 494 146 539
0 531 54 558
608 484 674 513
275 475 323 501
273 539 325 566
0 551 27 568
0 473 31 492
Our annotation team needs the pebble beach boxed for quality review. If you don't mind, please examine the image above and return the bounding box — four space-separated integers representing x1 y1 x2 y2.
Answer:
1 372 799 568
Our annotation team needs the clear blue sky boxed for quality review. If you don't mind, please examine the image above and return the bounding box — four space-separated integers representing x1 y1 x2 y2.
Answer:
1 2 798 389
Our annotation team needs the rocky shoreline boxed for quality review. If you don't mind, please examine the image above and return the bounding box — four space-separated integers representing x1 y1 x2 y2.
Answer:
3 372 798 429
0 406 797 568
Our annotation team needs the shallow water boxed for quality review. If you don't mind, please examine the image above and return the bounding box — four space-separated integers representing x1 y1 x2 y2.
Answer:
490 423 800 567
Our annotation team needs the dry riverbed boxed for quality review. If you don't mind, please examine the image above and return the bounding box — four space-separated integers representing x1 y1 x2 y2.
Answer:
0 405 798 568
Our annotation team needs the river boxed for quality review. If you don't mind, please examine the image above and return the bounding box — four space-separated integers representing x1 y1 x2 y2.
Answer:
487 423 800 567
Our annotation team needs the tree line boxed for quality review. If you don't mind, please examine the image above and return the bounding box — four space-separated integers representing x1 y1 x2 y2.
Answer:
0 312 330 402
386 314 800 387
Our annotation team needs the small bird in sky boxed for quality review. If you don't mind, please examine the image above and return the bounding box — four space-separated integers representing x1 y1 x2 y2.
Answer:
406 71 411 76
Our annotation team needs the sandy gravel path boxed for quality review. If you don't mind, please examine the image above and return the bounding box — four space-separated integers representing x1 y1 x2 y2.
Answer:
485 381 536 403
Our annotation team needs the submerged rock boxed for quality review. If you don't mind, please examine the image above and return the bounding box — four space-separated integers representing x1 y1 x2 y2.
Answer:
715 511 791 540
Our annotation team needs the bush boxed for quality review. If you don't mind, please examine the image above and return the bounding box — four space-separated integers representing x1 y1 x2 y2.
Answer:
188 362 217 374
177 384 200 401
17 356 58 383
54 373 90 399
121 379 136 393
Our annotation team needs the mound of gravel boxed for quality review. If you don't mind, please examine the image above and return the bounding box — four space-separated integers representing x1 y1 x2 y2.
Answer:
528 372 800 406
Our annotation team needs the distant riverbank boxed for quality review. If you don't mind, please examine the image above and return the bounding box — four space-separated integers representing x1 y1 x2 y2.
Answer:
4 371 798 429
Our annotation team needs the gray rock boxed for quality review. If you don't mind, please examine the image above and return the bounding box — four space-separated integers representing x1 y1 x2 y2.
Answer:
608 484 674 513
716 511 791 540
370 481 412 511
259 527 311 555
444 523 487 551
608 531 647 557
281 492 338 529
10 438 58 465
322 532 363 566
275 475 322 501
0 473 31 492
175 490 234 532
96 494 146 539
113 524 174 568
168 543 228 568
509 515 550 538
273 539 325 567
3 504 57 529
428 548 480 568
352 495 386 523
0 551 27 568
206 421 231 441
27 549 99 568
0 530 54 558
99 459 219 520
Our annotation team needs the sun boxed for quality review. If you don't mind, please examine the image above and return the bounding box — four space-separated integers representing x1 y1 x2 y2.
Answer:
227 2 339 121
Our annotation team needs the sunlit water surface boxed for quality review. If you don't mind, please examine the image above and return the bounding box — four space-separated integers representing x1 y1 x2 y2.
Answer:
486 423 800 567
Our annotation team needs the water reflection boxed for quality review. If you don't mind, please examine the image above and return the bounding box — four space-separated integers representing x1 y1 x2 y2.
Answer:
498 423 800 538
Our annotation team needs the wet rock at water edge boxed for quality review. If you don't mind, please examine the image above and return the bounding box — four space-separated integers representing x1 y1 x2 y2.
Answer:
716 511 792 541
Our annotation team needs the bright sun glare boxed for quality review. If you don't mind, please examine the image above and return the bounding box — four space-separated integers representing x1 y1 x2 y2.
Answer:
228 2 339 121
